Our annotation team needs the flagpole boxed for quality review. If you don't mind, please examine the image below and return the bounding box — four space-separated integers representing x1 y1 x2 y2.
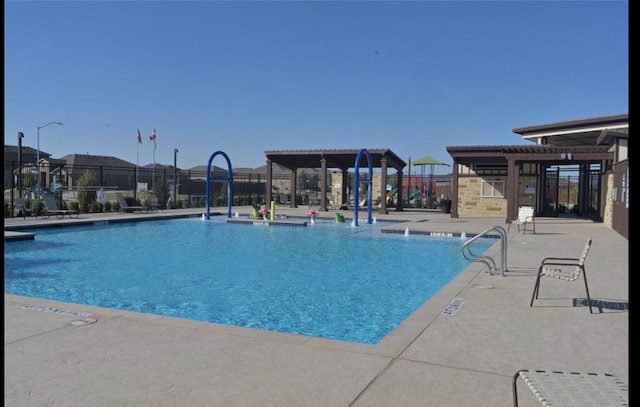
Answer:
150 129 156 188
152 148 155 187
136 129 142 192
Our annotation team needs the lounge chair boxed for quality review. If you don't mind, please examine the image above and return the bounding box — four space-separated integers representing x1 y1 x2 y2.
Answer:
530 237 593 313
512 369 628 406
42 194 79 219
116 193 146 213
13 196 34 219
508 206 535 234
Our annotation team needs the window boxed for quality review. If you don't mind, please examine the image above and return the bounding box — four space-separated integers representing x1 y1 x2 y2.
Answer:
482 180 505 198
520 163 539 176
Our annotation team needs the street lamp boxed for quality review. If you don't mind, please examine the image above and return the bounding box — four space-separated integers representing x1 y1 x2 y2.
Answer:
18 132 24 197
36 121 63 195
173 148 179 209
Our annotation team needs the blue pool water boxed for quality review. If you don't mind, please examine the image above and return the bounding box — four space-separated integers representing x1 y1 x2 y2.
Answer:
4 217 494 344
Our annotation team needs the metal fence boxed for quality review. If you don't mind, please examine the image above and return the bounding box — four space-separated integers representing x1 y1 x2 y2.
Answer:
4 160 454 217
3 161 279 216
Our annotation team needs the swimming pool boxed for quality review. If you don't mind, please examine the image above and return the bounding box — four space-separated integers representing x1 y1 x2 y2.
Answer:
4 217 494 344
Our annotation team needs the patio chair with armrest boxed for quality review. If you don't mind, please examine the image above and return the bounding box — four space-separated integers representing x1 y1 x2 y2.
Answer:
508 206 535 234
277 193 290 208
42 194 79 219
13 196 34 219
530 237 593 313
116 193 146 213
512 369 628 406
145 195 159 212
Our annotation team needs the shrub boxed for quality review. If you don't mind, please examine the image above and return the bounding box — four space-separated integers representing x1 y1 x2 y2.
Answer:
34 200 46 216
89 201 101 213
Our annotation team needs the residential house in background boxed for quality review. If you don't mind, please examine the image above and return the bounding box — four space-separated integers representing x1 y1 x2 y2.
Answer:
4 145 50 190
51 154 138 191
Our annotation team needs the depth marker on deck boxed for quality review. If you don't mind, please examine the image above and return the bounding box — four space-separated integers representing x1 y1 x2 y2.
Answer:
442 298 464 315
22 304 93 318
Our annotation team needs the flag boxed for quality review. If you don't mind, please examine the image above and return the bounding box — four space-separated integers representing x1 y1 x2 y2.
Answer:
149 129 157 151
137 129 142 144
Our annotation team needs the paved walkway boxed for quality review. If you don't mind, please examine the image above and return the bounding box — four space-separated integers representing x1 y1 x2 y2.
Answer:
4 207 628 406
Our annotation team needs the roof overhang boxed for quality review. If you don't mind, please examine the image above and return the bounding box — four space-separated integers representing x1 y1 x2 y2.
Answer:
446 145 613 166
596 129 629 145
513 113 628 147
264 149 407 172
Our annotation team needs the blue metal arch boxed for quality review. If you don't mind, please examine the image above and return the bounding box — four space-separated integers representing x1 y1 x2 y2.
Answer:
353 149 373 226
205 151 233 220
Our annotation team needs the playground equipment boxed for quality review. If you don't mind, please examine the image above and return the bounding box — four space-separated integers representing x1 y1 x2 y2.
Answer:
258 206 270 219
251 204 261 218
386 187 398 198
408 188 421 201
386 187 398 205
411 156 450 203
205 151 233 220
352 149 373 226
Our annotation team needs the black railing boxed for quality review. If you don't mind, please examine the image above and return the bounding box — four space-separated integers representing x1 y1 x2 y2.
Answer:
3 160 454 217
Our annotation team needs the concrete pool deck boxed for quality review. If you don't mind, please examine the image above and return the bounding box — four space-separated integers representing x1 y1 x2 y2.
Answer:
4 207 628 406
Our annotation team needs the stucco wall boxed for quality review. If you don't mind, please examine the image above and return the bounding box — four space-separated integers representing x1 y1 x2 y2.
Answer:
602 172 613 228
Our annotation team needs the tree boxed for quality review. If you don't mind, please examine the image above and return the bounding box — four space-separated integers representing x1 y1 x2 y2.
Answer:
153 176 168 209
23 172 35 189
77 171 97 213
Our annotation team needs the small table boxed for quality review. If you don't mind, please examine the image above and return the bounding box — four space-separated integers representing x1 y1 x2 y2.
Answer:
512 370 628 407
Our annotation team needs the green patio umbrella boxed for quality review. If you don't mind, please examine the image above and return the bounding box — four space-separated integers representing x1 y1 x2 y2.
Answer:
412 156 448 167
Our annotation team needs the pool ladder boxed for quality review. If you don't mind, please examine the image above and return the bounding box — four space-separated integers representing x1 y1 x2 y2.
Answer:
461 226 508 276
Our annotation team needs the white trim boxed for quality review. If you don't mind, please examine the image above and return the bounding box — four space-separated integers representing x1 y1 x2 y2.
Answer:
522 123 628 141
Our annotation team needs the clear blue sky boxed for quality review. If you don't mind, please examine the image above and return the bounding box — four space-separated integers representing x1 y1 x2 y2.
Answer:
5 1 628 173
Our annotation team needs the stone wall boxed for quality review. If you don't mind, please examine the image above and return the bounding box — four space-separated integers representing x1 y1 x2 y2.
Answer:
330 172 386 206
457 176 507 218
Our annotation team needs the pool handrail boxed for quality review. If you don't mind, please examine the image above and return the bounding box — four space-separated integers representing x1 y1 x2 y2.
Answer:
461 225 508 276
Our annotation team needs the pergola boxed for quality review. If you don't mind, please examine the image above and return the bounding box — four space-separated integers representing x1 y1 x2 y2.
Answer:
264 149 407 213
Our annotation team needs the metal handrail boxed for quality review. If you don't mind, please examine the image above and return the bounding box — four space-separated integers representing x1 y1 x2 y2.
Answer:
461 226 508 276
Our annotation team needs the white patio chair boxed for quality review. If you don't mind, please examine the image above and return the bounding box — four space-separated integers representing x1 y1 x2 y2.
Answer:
512 369 628 406
509 206 535 234
530 237 593 313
